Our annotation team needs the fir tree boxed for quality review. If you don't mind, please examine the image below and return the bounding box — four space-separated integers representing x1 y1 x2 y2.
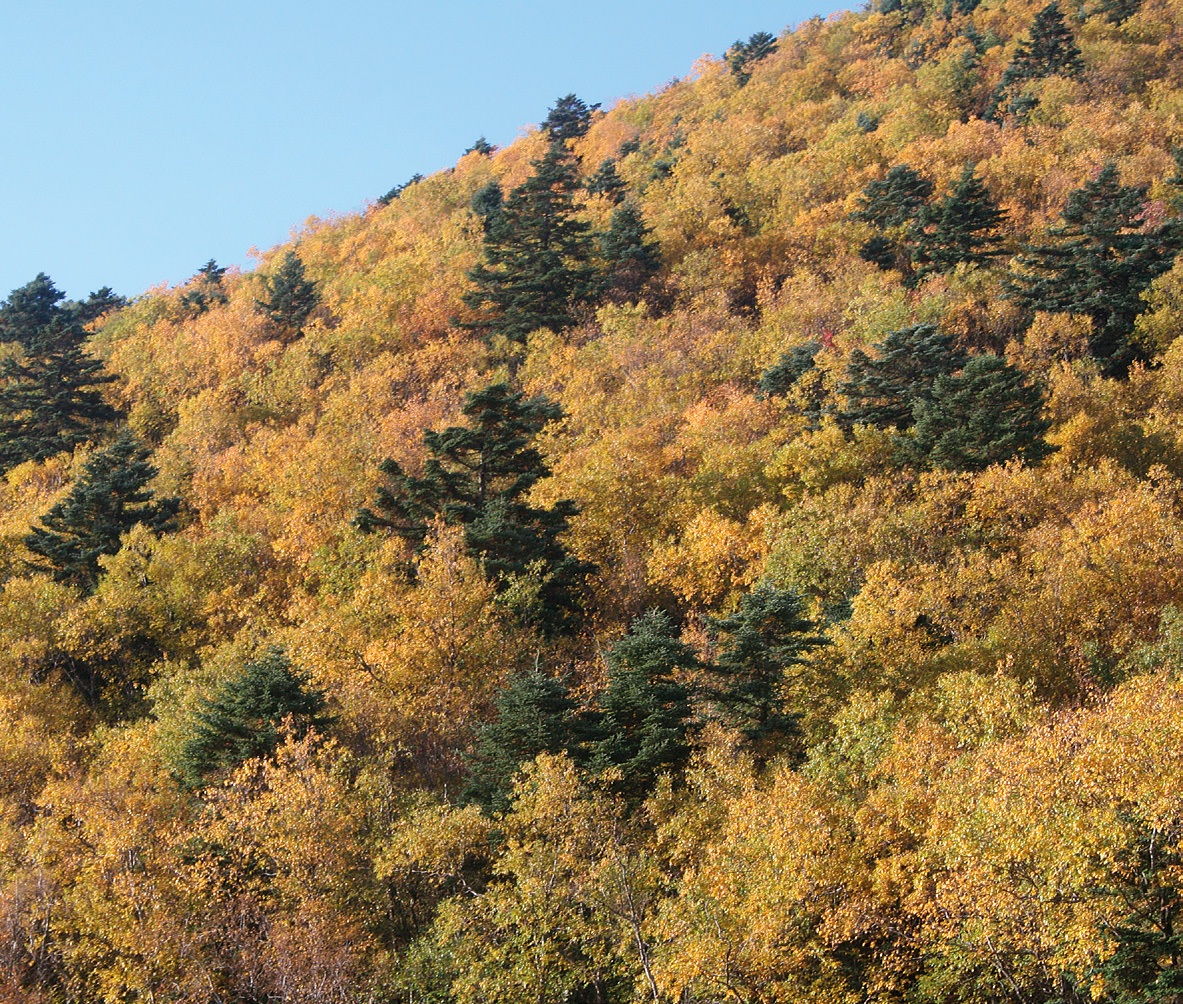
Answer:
542 94 600 144
179 260 229 316
462 669 580 814
68 286 128 325
585 610 697 799
0 273 67 349
726 31 778 86
850 165 934 281
469 180 504 232
706 584 826 752
585 159 627 203
598 203 662 302
461 144 600 345
758 341 821 398
465 137 495 156
355 383 594 635
914 164 1008 278
24 430 181 594
839 323 967 431
378 173 425 206
911 354 1054 471
255 249 319 338
988 2 1083 121
1008 162 1183 377
176 647 332 789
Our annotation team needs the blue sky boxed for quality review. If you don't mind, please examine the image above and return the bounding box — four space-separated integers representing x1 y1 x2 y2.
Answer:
0 1 842 302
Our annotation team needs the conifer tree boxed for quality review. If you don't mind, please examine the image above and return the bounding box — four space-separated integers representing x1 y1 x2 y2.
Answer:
465 137 495 156
355 383 594 634
913 165 1008 278
839 323 967 431
1008 162 1183 377
759 341 821 398
25 430 181 594
850 165 934 281
726 31 778 86
176 647 332 789
542 94 600 144
988 2 1083 121
469 180 504 232
378 173 425 206
585 159 627 203
461 145 600 345
911 355 1054 471
598 203 662 302
179 260 229 316
255 249 319 337
706 584 826 752
585 610 697 799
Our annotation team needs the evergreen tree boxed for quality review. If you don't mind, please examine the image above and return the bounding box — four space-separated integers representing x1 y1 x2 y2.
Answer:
0 274 120 471
726 31 778 86
911 355 1054 471
542 94 600 143
585 610 697 799
1008 162 1183 377
255 249 319 337
469 180 504 232
461 145 600 345
378 173 425 206
988 2 1083 121
706 584 826 752
839 323 967 431
462 669 580 814
176 647 332 789
355 383 594 635
598 203 662 302
585 159 627 203
758 341 821 398
68 286 128 326
465 137 495 156
25 430 181 594
850 165 934 281
179 260 229 316
913 165 1008 278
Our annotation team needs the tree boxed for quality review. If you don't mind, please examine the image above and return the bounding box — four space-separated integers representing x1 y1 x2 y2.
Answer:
586 159 627 203
469 180 504 232
378 173 425 206
911 355 1054 471
462 669 580 813
24 430 181 594
850 165 934 281
465 137 495 156
988 2 1083 121
255 249 319 337
759 341 821 398
542 94 600 144
1008 162 1183 377
913 165 1008 279
0 274 120 471
706 584 826 753
176 647 332 788
355 383 594 635
598 203 662 302
585 610 697 798
179 259 228 316
726 31 778 87
461 145 600 345
838 323 967 431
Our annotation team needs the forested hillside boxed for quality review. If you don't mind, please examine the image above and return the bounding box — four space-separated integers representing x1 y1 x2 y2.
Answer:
1 0 1183 998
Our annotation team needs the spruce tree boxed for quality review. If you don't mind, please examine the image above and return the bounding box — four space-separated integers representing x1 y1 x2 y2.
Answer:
378 173 425 206
355 383 594 635
584 610 697 799
706 584 826 752
465 137 495 156
913 165 1008 278
461 144 600 345
25 430 181 594
726 31 778 86
911 355 1054 471
179 260 229 316
598 203 662 302
462 669 580 813
850 165 934 281
839 323 967 431
255 249 319 337
469 180 504 232
759 341 821 399
176 647 332 789
542 94 600 144
988 2 1083 121
1008 162 1183 377
586 159 627 203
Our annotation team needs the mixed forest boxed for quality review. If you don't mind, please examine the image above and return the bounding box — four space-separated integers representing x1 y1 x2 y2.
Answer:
3 0 1183 999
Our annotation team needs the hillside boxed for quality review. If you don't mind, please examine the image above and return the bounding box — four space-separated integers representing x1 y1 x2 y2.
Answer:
0 0 1182 999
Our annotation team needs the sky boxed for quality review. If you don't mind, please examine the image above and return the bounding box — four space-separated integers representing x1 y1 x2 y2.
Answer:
0 0 843 302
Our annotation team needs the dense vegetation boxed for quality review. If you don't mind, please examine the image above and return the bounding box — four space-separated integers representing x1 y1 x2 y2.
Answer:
2 0 1183 999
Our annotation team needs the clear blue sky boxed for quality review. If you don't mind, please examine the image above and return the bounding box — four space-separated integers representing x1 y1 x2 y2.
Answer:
0 0 842 302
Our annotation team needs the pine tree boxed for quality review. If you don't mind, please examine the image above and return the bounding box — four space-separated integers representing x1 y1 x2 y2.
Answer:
355 383 594 635
255 249 319 337
839 323 967 431
1008 162 1183 377
913 165 1008 278
726 31 778 86
911 355 1054 471
759 341 821 398
25 430 181 594
598 203 662 302
462 669 580 813
585 610 697 799
176 647 332 789
706 584 826 752
461 145 600 345
542 94 600 143
179 260 229 316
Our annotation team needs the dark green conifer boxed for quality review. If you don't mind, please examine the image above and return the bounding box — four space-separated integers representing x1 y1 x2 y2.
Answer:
461 145 600 345
24 430 181 594
68 287 128 325
911 355 1054 470
914 165 1008 278
0 273 67 349
759 341 821 398
851 165 934 281
1008 162 1182 377
585 159 627 203
726 31 778 86
176 647 332 789
598 203 662 302
988 2 1083 121
584 611 697 799
465 137 495 156
179 260 229 316
469 180 504 232
839 323 967 431
377 173 425 206
542 94 600 144
706 584 826 752
255 250 319 337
